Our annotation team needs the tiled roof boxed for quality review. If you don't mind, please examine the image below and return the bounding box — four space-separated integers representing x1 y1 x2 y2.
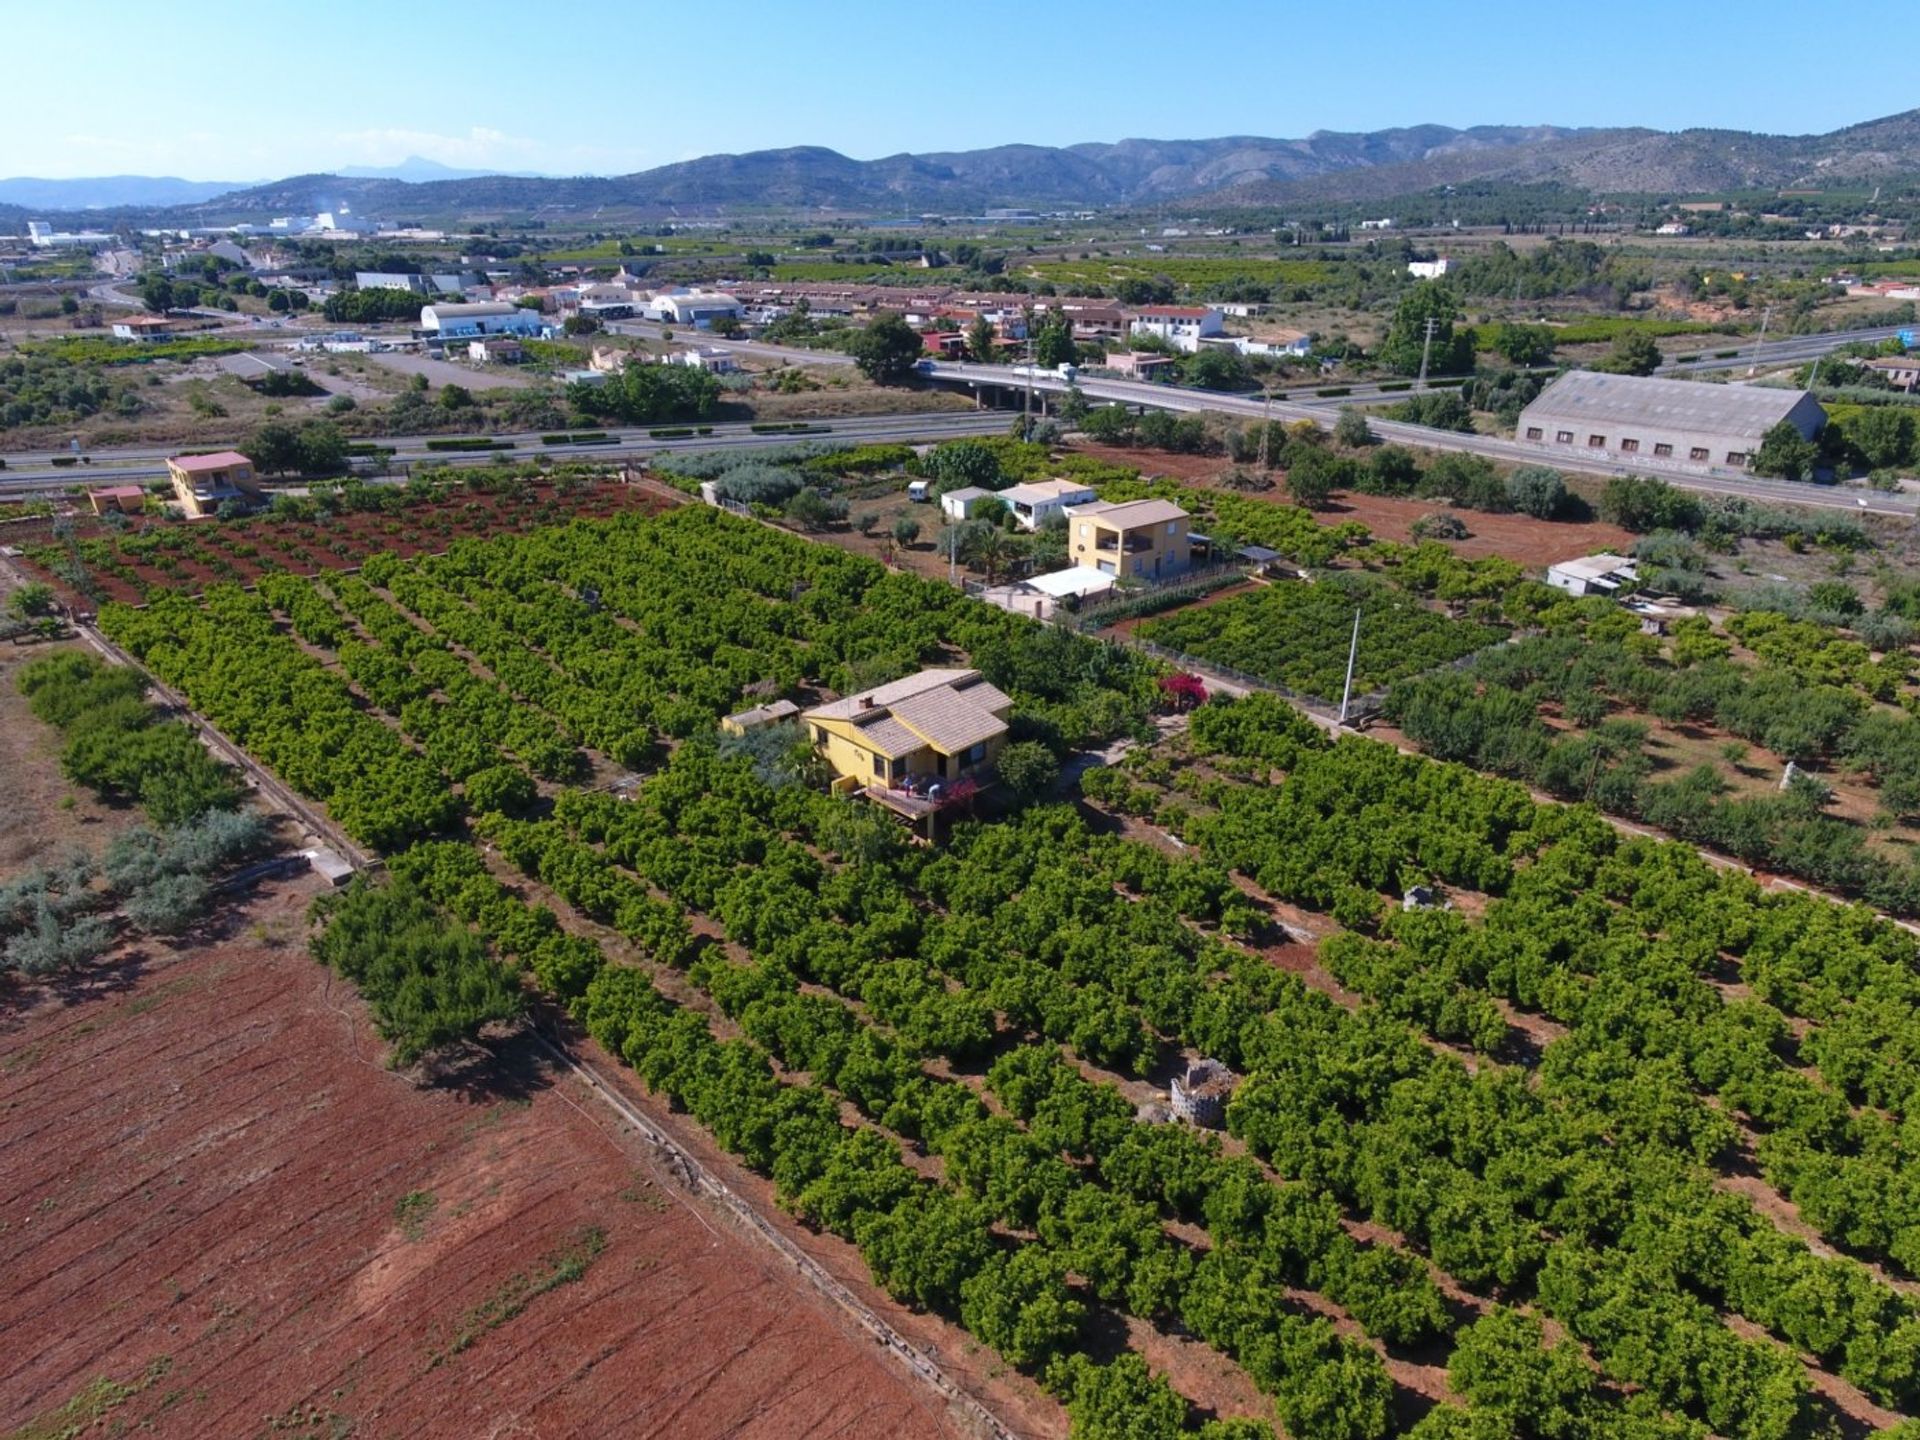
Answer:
808 668 980 721
853 715 927 758
806 668 1011 757
168 451 252 473
889 687 1007 754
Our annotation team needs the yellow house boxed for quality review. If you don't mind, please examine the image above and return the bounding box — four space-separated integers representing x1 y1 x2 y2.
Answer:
804 668 1012 804
1065 498 1191 580
166 450 261 518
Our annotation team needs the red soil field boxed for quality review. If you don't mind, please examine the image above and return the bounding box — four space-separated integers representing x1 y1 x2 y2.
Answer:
0 878 970 1440
5 478 670 609
1067 442 1637 567
1311 491 1636 567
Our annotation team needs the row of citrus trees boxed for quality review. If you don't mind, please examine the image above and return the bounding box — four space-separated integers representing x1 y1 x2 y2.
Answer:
99 501 1918 1436
1084 693 1920 1418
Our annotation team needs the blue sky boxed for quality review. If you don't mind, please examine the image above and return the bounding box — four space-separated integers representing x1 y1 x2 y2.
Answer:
8 0 1918 179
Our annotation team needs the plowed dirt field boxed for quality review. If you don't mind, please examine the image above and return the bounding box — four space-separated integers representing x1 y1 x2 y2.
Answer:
0 878 968 1440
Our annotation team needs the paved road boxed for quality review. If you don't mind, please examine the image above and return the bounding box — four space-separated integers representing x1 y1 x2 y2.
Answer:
0 410 1008 493
930 361 1920 517
1657 324 1912 375
604 318 854 369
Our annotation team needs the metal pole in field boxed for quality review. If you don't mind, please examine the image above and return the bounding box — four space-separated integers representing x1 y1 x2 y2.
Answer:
1417 315 1438 387
1748 304 1772 378
1338 606 1362 724
1258 385 1273 470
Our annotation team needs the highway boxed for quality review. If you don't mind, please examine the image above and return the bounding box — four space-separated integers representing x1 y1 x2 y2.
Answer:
928 361 1920 517
1656 323 1913 375
0 409 1006 493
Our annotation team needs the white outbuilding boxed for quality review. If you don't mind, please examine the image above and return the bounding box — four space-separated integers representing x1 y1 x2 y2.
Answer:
1546 553 1639 597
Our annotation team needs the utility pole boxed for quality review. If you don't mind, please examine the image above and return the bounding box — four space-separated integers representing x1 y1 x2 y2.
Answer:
1338 606 1362 725
1257 384 1274 470
1747 304 1773 378
1022 331 1035 440
1417 315 1438 387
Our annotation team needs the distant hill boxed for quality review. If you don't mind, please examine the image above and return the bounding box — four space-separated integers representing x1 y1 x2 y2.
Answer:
335 156 546 183
18 110 1920 225
0 174 249 211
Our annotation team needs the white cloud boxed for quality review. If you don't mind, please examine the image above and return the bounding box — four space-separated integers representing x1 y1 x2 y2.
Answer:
331 125 541 168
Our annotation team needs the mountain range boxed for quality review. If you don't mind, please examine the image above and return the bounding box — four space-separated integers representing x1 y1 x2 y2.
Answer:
6 111 1919 224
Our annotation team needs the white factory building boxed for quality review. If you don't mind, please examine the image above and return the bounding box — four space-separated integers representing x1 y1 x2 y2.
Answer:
643 290 746 328
419 302 547 339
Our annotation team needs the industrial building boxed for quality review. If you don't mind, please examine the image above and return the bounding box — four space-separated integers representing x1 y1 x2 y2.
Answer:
643 290 746 328
419 301 545 340
1515 371 1826 472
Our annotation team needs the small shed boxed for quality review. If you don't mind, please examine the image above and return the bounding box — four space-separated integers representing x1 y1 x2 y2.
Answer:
721 699 800 736
88 484 147 516
304 847 355 887
941 486 994 521
1170 1058 1236 1128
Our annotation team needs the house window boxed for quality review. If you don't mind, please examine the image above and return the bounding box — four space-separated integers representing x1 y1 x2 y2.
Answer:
811 725 824 744
1726 452 1748 467
1166 522 1178 535
1556 431 1574 444
1588 435 1606 448
1654 443 1673 457
1620 438 1639 453
968 742 987 765
1525 427 1544 440
1689 447 1709 461
872 754 886 778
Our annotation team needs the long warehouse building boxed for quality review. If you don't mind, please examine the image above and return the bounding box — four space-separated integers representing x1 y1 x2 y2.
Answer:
1514 371 1826 473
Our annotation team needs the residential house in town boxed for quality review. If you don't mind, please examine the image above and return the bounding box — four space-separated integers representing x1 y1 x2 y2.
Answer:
1128 306 1224 353
1066 498 1192 579
166 450 261 518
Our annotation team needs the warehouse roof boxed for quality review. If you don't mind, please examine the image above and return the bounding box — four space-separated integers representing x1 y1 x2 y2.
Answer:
1520 371 1820 434
422 301 521 319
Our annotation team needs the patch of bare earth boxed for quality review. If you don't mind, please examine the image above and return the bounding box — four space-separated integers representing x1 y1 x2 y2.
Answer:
0 879 976 1440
